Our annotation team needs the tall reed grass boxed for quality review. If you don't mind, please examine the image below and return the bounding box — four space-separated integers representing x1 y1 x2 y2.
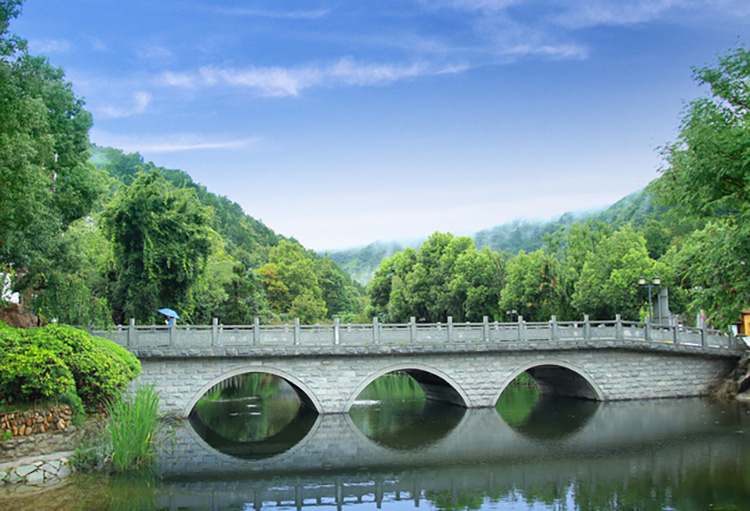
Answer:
105 384 163 472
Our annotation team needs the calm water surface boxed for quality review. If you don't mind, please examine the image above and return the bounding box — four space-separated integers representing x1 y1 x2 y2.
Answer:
4 374 750 511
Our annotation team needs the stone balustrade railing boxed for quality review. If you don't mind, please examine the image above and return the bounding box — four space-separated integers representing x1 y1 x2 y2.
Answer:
90 315 745 351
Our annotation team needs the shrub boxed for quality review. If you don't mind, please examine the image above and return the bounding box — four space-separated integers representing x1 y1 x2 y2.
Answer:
22 324 140 406
0 320 21 352
0 323 140 409
0 345 75 402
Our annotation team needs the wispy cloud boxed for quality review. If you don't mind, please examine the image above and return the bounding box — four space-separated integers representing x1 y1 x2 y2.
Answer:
137 44 174 60
417 0 750 64
90 130 261 154
28 38 71 54
208 7 330 20
98 91 152 119
549 0 694 29
159 57 458 97
423 0 524 12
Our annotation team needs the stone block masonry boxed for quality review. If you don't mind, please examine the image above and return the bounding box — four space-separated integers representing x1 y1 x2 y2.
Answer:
132 339 741 416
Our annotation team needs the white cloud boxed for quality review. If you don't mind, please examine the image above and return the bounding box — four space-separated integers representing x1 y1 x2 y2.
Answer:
98 91 152 119
28 38 71 54
90 130 261 154
138 45 174 60
158 58 454 97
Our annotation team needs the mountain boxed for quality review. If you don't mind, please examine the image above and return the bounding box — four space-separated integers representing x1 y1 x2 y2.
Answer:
92 146 283 268
326 240 424 286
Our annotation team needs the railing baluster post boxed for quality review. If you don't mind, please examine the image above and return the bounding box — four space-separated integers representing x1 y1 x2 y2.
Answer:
410 317 416 342
550 315 558 341
483 316 489 341
701 323 707 347
672 319 679 345
253 317 260 345
334 317 340 345
447 316 453 342
294 318 301 345
372 317 380 344
517 315 524 341
212 317 218 346
169 320 176 347
584 314 591 341
128 318 135 348
615 314 623 340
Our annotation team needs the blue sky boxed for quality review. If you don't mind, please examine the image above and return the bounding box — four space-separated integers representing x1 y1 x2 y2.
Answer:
10 0 750 250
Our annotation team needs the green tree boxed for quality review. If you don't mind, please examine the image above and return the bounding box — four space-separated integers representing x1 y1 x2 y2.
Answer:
316 254 363 318
257 240 327 323
367 233 504 323
26 217 113 326
368 248 417 322
449 247 506 321
650 44 750 326
499 248 561 322
571 226 663 320
0 1 104 269
102 172 213 323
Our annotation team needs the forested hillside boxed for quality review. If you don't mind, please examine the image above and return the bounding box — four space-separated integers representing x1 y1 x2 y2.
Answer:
327 240 423 286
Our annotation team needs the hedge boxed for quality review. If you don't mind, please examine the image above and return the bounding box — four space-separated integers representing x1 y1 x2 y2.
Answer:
0 322 140 407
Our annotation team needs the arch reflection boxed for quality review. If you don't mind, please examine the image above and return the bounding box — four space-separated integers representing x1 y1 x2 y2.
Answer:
349 372 466 450
497 383 599 440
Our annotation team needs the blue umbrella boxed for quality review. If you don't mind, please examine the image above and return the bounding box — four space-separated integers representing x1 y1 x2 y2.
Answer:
158 308 180 319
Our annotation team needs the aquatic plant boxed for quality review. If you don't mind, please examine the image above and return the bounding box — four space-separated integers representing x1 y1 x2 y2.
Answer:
105 384 163 472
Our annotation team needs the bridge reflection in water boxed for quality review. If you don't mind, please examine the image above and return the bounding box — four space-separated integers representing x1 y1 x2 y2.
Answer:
157 397 750 510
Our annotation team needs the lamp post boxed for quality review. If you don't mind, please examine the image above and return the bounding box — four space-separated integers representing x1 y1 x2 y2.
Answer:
638 276 661 321
506 309 518 323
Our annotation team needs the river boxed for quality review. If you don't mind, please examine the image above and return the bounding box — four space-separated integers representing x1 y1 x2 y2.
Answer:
4 373 750 510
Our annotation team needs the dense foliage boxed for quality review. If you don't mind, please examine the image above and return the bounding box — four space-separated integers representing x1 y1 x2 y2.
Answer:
368 223 674 323
650 44 750 327
0 321 140 406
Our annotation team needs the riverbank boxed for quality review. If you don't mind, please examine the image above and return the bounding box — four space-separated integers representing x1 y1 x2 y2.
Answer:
1 415 101 492
712 351 750 401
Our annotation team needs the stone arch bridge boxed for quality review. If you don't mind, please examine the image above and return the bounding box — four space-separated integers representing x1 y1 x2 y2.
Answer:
92 316 745 416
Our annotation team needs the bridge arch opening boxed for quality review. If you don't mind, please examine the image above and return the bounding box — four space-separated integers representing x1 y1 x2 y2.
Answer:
347 367 467 450
495 362 603 440
497 361 605 403
187 371 320 460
